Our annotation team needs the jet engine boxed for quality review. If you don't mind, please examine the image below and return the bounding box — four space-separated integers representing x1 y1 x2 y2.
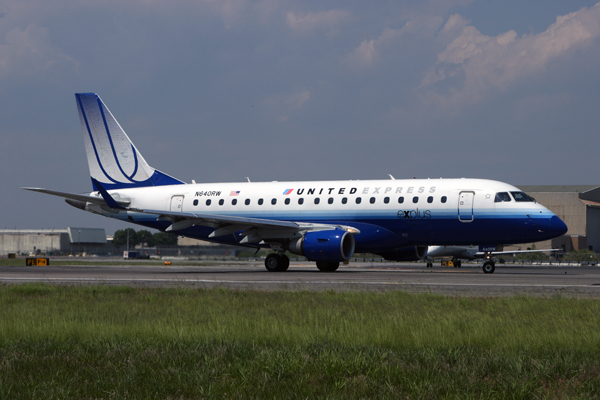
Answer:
378 246 428 261
289 230 355 262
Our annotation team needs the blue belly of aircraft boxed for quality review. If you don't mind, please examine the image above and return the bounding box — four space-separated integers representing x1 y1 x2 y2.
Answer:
114 207 565 252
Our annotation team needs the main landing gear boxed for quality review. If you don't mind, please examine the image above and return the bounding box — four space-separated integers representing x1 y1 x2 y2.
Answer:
316 261 340 272
263 254 340 272
264 253 289 272
451 257 462 268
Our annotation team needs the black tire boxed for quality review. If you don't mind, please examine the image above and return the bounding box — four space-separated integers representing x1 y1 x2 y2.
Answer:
482 261 495 274
426 262 433 268
279 254 290 272
316 261 339 272
456 260 462 268
265 254 282 272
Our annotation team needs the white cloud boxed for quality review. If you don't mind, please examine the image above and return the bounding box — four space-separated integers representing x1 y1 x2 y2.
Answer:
285 89 310 108
0 24 77 81
345 15 443 69
420 2 600 109
347 39 377 68
264 89 311 121
286 10 350 33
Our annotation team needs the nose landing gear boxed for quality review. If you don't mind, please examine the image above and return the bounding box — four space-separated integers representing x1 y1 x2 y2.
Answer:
481 259 496 274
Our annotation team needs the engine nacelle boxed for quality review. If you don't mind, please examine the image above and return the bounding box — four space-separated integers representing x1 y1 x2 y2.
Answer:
378 246 428 261
289 230 355 262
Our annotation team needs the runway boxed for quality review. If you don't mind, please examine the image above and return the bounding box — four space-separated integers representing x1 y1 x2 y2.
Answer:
2 260 600 297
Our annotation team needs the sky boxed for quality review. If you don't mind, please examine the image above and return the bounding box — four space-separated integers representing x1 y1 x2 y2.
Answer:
2 0 600 234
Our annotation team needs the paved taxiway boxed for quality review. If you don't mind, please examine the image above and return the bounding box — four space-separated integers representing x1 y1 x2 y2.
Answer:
2 261 600 297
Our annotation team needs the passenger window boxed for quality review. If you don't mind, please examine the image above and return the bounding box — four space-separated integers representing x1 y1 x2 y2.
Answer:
342 197 348 204
314 198 320 205
285 198 290 205
193 199 198 206
245 199 250 205
271 198 277 205
441 196 447 203
494 192 511 202
370 197 376 204
258 198 263 205
427 196 433 204
206 199 211 206
356 197 362 204
413 196 418 204
231 199 237 206
328 198 334 204
219 199 224 206
298 198 304 205
398 196 404 204
384 197 390 204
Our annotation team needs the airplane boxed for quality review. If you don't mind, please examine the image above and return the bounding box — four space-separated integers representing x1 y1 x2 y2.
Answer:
424 245 560 272
23 93 568 273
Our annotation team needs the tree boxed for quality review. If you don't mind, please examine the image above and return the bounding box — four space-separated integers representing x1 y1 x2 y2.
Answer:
137 230 156 248
112 228 139 248
112 229 178 248
153 232 179 246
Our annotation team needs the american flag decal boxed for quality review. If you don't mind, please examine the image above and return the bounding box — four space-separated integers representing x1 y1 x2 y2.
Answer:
229 191 240 196
283 189 294 195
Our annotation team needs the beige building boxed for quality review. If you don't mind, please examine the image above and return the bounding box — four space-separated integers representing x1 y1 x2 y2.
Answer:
507 185 600 253
0 227 108 255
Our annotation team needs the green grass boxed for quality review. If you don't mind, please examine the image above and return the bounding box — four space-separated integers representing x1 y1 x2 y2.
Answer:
1 284 600 398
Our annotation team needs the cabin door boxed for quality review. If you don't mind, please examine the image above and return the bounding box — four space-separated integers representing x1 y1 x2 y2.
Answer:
458 191 474 222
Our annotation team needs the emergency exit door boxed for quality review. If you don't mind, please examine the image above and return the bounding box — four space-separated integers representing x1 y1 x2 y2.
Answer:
170 195 184 212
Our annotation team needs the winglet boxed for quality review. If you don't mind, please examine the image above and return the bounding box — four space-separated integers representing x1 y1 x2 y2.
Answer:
92 178 127 210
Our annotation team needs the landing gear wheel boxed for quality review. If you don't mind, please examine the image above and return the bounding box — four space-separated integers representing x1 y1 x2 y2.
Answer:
316 261 340 272
456 260 462 268
279 254 290 272
482 260 495 274
452 258 461 268
426 262 433 268
265 254 289 272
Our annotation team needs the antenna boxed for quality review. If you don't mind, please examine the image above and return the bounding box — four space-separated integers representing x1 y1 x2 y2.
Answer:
245 177 251 182
388 174 395 180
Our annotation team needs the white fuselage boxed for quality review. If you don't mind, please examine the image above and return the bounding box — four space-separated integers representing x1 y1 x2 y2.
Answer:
85 177 566 253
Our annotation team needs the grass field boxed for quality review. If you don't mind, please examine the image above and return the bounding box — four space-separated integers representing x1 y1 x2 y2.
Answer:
1 284 599 398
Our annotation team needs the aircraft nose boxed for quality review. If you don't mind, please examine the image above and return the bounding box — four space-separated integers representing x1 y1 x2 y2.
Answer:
543 215 568 238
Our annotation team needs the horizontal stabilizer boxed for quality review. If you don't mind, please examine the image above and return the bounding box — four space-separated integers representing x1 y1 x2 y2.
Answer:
22 187 130 208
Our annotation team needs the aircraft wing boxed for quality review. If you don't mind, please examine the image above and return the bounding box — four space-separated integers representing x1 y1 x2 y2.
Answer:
132 207 360 244
426 246 560 262
475 249 560 256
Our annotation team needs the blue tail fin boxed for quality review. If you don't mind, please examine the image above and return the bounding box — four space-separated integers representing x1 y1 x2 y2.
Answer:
75 93 184 191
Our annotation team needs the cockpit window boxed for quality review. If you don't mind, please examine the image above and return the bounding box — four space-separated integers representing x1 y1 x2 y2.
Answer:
511 191 535 202
494 192 511 202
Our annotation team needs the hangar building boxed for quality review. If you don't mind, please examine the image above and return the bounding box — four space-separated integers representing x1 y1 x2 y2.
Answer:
0 227 108 256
